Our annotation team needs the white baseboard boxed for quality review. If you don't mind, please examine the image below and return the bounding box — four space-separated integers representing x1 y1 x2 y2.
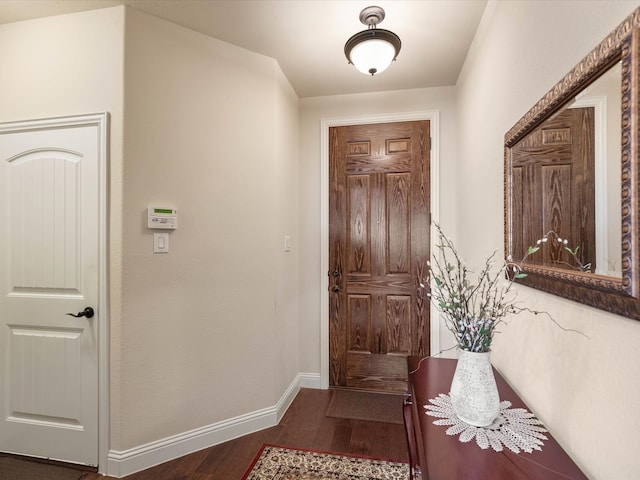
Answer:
299 372 321 389
105 373 317 477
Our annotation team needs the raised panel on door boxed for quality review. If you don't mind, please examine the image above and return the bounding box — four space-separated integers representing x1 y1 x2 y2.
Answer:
7 325 84 427
542 164 572 265
348 175 371 275
10 151 81 293
386 295 411 354
387 173 410 274
348 294 371 352
511 166 524 263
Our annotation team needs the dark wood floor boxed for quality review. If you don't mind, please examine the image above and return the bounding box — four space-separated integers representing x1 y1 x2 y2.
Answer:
81 388 409 479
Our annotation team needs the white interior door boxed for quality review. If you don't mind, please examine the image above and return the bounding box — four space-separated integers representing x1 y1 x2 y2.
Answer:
0 115 105 466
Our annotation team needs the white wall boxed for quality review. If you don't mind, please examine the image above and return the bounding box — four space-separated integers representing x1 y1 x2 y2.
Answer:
456 1 640 478
273 66 302 396
118 6 300 452
298 87 459 372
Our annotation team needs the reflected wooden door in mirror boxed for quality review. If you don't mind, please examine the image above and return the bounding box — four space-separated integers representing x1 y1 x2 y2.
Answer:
504 7 640 320
510 107 596 272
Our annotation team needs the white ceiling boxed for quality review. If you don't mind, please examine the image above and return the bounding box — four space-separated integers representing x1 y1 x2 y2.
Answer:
0 0 488 98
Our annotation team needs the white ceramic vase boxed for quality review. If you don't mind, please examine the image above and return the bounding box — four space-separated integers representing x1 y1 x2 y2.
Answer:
449 349 500 427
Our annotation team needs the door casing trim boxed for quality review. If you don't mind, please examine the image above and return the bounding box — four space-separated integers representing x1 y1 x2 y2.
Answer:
320 111 441 389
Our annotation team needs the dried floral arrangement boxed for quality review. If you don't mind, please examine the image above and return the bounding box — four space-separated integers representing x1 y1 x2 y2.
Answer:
425 224 583 353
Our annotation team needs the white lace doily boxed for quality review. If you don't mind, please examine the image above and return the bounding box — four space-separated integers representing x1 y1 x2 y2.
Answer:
424 393 548 453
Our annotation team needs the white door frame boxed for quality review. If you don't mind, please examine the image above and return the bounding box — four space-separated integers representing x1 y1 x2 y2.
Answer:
320 111 441 389
0 112 110 470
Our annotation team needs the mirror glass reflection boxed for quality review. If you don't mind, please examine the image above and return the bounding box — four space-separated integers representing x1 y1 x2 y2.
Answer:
509 61 622 278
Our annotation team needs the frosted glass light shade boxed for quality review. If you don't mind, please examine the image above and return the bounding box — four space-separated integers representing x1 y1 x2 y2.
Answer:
350 39 396 75
344 28 401 76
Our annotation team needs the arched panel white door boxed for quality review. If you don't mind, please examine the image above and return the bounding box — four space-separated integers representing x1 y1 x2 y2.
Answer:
0 115 105 466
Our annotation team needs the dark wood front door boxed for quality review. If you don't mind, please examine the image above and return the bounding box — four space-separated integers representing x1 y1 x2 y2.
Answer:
510 107 595 271
328 121 430 393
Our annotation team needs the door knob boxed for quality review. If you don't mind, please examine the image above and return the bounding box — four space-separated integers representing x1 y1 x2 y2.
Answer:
332 285 341 293
66 307 95 319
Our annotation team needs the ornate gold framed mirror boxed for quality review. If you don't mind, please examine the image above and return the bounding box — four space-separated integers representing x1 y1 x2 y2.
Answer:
505 7 640 320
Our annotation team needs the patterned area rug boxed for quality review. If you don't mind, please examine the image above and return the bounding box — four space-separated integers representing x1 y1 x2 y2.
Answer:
241 445 409 480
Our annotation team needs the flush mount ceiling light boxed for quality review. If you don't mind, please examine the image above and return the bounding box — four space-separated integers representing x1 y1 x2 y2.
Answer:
344 5 401 76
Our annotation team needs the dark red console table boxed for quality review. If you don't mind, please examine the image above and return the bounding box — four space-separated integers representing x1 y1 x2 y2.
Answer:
404 357 588 480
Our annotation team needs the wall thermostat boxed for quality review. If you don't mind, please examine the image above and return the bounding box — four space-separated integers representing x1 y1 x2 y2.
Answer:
148 207 178 229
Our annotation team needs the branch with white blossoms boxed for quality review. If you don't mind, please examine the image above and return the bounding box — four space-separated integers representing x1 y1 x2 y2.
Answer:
425 225 587 353
426 225 521 352
506 231 590 279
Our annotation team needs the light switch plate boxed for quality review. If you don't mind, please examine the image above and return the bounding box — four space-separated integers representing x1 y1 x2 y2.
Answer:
154 232 169 253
